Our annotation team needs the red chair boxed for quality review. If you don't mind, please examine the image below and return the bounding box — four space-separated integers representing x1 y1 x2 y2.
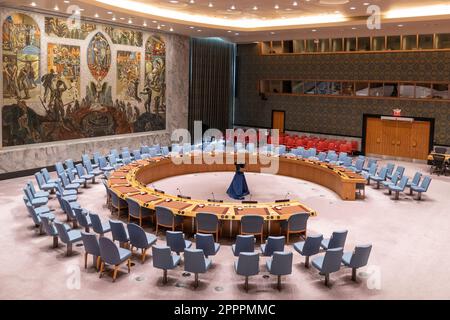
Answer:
306 140 315 150
328 142 336 152
339 144 349 153
317 141 328 152
351 141 358 152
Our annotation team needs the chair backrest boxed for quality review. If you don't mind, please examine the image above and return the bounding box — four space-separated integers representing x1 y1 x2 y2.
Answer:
60 173 71 187
411 172 422 186
420 176 432 191
127 223 148 248
98 156 108 169
84 160 94 173
299 233 323 256
81 154 90 165
99 237 121 265
432 154 446 165
184 248 207 273
263 236 285 256
65 159 75 171
161 146 169 156
55 162 65 176
74 207 89 228
54 221 70 243
287 212 309 232
60 197 74 217
34 172 46 189
27 181 38 197
338 152 347 161
397 176 409 190
367 158 377 168
349 244 372 269
141 145 150 154
236 252 259 276
386 163 395 175
196 212 219 233
156 206 175 227
270 251 293 276
108 154 118 166
89 213 104 233
241 215 264 234
328 230 348 249
152 245 174 269
195 233 216 256
23 186 34 202
122 150 131 160
342 157 352 167
41 216 58 236
133 150 142 160
75 164 86 177
81 231 100 256
378 167 388 179
354 158 364 170
434 147 447 154
55 180 65 195
93 152 101 164
391 173 400 185
26 202 41 225
126 198 141 218
318 152 327 162
67 170 78 183
322 248 344 273
233 235 255 255
394 166 405 179
110 220 129 243
368 163 377 175
166 231 188 253
41 168 52 182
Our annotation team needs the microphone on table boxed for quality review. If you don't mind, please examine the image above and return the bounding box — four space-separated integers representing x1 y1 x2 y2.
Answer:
211 192 215 201
284 192 290 199
177 187 182 196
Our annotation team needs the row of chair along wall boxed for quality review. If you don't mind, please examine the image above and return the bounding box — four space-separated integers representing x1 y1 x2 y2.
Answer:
23 151 374 289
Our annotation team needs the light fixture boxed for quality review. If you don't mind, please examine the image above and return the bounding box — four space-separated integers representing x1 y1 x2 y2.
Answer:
170 27 174 31
107 11 113 14
157 25 161 29
54 5 59 11
350 7 356 10
112 16 116 21
94 13 99 18
398 24 404 27
312 29 317 32
208 2 213 8
189 0 195 3
128 18 132 24
293 1 298 6
64 0 70 3
386 5 450 18
253 6 258 11
274 4 279 10
30 2 36 6
143 21 147 26
230 5 235 10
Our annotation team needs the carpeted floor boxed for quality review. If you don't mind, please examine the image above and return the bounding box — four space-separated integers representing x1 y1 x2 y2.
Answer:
1 158 449 299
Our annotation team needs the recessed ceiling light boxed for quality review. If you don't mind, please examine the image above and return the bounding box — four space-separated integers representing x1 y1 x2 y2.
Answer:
143 21 147 26
30 2 36 6
94 13 99 18
170 27 174 31
270 31 275 35
230 5 235 10
363 2 370 5
169 0 178 3
112 16 116 21
235 33 239 35
197 29 202 32
63 0 70 3
157 25 161 29
152 20 157 23
274 4 279 10
312 29 317 32
350 7 356 10
128 19 132 24
253 6 258 11
227 30 232 33
293 1 298 6
189 0 195 3
120 17 125 20
398 24 404 27
352 27 357 30
54 5 59 11
161 24 166 27
208 2 213 8
189 26 195 29
107 11 113 14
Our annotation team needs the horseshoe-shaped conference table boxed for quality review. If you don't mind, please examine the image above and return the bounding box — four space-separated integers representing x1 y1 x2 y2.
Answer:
107 153 367 237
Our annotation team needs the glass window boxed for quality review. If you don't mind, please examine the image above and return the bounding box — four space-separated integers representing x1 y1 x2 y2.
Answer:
372 36 386 51
330 82 342 95
283 40 294 53
305 39 316 52
358 37 371 51
387 36 401 50
292 81 304 94
270 80 282 93
384 83 398 97
342 82 354 96
402 35 417 50
272 41 283 54
260 80 270 93
319 39 330 52
293 40 305 53
315 82 332 94
369 83 384 97
418 35 433 49
432 84 449 99
415 83 432 99
355 82 370 96
282 80 292 93
303 81 316 94
261 42 271 54
345 38 357 51
399 83 415 98
331 38 343 52
436 33 450 49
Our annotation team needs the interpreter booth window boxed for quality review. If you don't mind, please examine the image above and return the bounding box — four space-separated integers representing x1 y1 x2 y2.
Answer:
432 84 449 99
415 83 432 99
355 82 370 96
399 83 416 98
369 83 384 97
436 33 450 49
341 82 355 96
331 38 343 52
387 36 401 50
293 40 306 53
292 81 304 94
372 36 386 51
418 35 434 49
357 37 371 51
303 82 316 94
384 83 399 97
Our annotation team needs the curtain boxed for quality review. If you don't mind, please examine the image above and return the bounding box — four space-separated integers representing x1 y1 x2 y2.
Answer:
189 37 235 138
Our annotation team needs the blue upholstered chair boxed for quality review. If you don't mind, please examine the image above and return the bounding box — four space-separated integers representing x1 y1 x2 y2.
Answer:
121 150 132 163
381 172 400 189
81 231 101 271
110 190 128 217
27 181 49 199
108 154 122 170
41 168 59 184
261 236 285 256
35 172 56 192
67 169 86 188
55 180 77 198
342 156 352 167
61 197 79 228
64 159 78 175
161 146 170 156
370 167 388 189
98 156 114 173
362 158 377 172
155 206 183 234
89 213 111 236
54 221 82 256
280 212 309 243
312 248 344 286
321 230 348 250
166 231 192 254
196 212 220 242
240 215 264 244
82 154 99 169
60 172 80 191
184 248 212 288
235 252 260 291
317 152 327 162
133 150 142 160
152 245 181 284
140 146 150 158
40 216 60 248
25 202 54 234
127 223 157 262
387 166 405 180
74 207 91 232
55 162 66 177
388 176 409 200
342 244 372 281
325 152 338 163
24 186 48 207
109 220 129 248
385 163 395 177
127 198 152 226
294 234 324 268
195 233 220 258
110 149 122 164
349 158 365 173
232 235 255 256
98 237 132 282
266 251 293 290
84 159 102 178
406 172 422 194
75 163 95 184
23 197 51 216
411 176 432 200
362 163 378 183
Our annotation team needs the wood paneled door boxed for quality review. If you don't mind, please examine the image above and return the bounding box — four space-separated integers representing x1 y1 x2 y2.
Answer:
364 116 431 160
272 110 285 133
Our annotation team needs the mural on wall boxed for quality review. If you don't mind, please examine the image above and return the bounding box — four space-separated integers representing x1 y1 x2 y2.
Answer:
116 51 141 102
45 17 96 40
104 26 143 47
2 13 40 103
1 12 167 147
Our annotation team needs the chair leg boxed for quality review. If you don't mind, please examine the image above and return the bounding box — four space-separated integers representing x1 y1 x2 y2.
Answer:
99 262 104 278
112 265 118 282
141 248 147 263
127 259 131 273
417 192 422 201
244 276 249 292
194 273 199 288
96 256 101 271
277 275 281 291
287 232 289 244
324 273 330 286
66 243 72 256
52 236 58 248
394 191 399 200
84 252 88 269
163 269 168 284
305 256 310 268
352 268 357 281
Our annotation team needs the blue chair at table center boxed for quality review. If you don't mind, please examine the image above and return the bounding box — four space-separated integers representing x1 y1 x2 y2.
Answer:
98 237 132 282
81 231 101 271
152 245 181 284
166 231 192 255
195 233 220 258
266 251 293 290
342 244 372 281
294 234 323 268
261 236 285 256
196 212 220 242
127 223 157 262
312 247 344 286
235 252 259 291
184 248 212 288
232 235 255 256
